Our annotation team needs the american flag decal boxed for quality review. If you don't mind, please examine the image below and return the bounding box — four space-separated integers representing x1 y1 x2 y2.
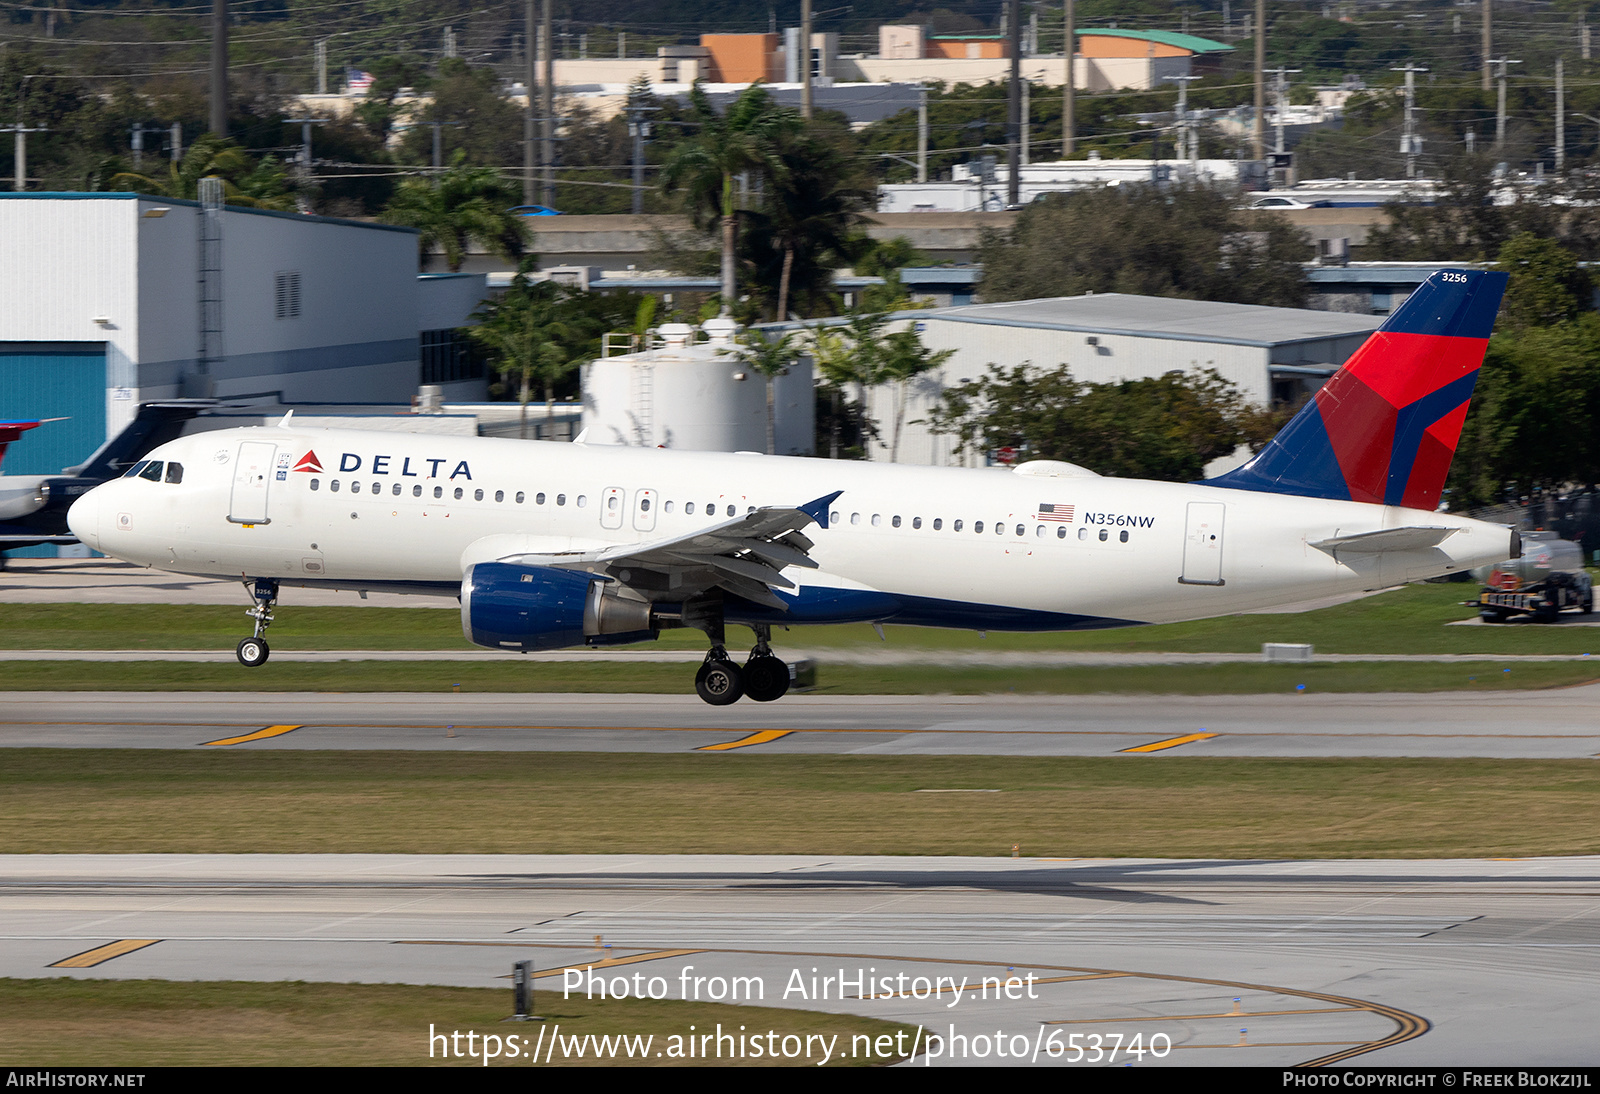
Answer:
1037 503 1074 522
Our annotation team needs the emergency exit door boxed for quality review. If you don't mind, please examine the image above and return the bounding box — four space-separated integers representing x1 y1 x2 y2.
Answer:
228 441 276 524
1179 501 1225 586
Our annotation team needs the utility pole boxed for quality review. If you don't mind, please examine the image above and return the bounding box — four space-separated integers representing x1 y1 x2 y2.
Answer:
1267 66 1300 155
1021 75 1031 166
1494 56 1521 149
170 122 182 164
210 0 228 136
1062 0 1075 156
1006 0 1021 205
916 83 928 182
1392 62 1427 178
800 0 813 119
1557 56 1565 171
626 101 657 215
1172 74 1201 164
315 38 327 95
523 0 536 205
6 124 47 191
1482 0 1492 92
1252 0 1266 161
541 0 554 205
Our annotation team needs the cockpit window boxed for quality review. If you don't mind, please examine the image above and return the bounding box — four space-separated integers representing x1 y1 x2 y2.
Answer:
137 461 163 482
123 461 148 479
164 462 184 484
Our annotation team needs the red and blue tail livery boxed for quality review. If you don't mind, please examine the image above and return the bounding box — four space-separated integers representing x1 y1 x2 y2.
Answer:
1209 268 1508 509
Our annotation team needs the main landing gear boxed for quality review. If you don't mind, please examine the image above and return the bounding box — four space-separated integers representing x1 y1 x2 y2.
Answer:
236 577 278 667
691 619 791 706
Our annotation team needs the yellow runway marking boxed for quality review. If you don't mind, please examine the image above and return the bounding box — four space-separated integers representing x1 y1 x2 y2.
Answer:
858 971 1128 1000
201 724 304 747
49 939 159 968
1050 1005 1362 1024
1121 731 1219 753
696 729 793 751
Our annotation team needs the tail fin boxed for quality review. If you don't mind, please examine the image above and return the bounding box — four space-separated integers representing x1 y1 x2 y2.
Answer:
1208 268 1508 510
0 419 56 475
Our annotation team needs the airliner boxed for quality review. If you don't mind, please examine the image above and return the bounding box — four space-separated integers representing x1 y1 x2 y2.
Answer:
68 269 1517 704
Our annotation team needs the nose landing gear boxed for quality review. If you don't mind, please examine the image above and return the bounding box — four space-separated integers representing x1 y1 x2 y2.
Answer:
236 577 278 667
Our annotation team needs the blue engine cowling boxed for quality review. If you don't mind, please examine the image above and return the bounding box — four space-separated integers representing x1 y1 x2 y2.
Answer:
461 562 656 651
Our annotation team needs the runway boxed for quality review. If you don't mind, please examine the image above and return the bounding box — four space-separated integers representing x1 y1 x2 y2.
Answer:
6 854 1598 1067
5 688 1600 758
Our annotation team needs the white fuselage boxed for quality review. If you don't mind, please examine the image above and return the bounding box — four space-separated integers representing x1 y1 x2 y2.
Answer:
68 425 1516 629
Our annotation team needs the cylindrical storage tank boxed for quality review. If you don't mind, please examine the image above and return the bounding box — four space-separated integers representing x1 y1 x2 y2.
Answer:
581 320 769 451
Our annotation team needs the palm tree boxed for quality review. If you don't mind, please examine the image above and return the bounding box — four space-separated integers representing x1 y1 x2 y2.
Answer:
747 131 871 321
383 154 528 272
108 135 298 210
879 328 954 463
724 329 801 455
467 277 576 438
660 82 801 315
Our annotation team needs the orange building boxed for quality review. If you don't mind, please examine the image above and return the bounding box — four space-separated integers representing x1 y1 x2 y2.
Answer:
926 36 1009 59
700 34 780 83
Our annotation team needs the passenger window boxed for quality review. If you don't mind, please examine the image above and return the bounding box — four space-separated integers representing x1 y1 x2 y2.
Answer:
351 481 361 493
434 486 443 499
165 462 184 484
1015 524 1024 536
473 488 483 501
556 494 566 506
686 502 696 515
954 520 964 532
1036 525 1045 538
829 510 839 524
1098 528 1108 541
851 513 861 525
1078 527 1087 540
892 515 902 528
331 480 341 492
1057 526 1066 539
414 485 423 497
871 514 881 527
706 502 715 515
515 491 525 503
536 492 546 504
641 498 651 511
607 495 618 510
310 478 320 491
123 461 148 479
454 487 464 500
391 482 401 496
933 518 942 530
495 490 504 502
138 461 163 482
577 495 588 508
372 482 382 495
1120 530 1129 543
974 521 984 533
663 500 673 513
912 517 921 529
726 504 735 517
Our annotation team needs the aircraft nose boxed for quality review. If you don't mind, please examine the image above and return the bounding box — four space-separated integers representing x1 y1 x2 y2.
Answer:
67 484 104 550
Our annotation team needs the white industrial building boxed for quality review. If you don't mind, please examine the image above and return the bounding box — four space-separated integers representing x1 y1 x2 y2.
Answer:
777 295 1382 468
0 192 488 487
582 318 814 455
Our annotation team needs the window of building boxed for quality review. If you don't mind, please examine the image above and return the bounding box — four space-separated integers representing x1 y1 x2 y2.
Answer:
419 328 486 385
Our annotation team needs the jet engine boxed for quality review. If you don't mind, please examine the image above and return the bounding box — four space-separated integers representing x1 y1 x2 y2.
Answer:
460 561 657 651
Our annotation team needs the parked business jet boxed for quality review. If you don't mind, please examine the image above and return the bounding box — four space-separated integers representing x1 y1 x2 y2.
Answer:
69 270 1517 704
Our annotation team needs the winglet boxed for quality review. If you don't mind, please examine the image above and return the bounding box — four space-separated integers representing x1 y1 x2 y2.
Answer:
798 491 843 530
278 409 295 428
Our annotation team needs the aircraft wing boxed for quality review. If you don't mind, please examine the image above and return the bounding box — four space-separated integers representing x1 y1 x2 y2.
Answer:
486 490 842 610
0 535 78 546
1310 526 1459 555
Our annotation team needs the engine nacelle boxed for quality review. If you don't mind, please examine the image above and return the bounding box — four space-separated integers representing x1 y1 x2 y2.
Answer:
461 562 657 651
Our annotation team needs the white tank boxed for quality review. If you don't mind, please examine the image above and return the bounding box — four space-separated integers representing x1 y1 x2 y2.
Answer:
581 319 813 454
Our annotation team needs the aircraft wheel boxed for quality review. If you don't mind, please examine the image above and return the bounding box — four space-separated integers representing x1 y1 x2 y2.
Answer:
1478 608 1509 624
695 659 743 705
744 654 790 703
236 637 270 667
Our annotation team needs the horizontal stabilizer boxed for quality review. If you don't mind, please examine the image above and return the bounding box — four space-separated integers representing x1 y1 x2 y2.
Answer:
1310 526 1458 555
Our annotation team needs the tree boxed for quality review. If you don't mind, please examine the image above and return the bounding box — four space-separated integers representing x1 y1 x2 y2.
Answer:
660 82 801 315
979 183 1311 308
397 58 523 168
1494 234 1592 331
926 364 1270 482
467 276 577 439
724 329 802 455
878 328 954 463
108 134 298 210
382 154 528 272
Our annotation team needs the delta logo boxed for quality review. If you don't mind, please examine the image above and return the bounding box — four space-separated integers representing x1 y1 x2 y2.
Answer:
292 450 324 473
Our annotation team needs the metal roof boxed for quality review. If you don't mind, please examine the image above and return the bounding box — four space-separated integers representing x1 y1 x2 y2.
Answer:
917 294 1381 348
1079 28 1234 54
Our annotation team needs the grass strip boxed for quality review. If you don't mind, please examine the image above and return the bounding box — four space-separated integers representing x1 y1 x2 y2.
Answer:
6 750 1600 859
0 659 1596 693
0 979 917 1067
5 582 1600 655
